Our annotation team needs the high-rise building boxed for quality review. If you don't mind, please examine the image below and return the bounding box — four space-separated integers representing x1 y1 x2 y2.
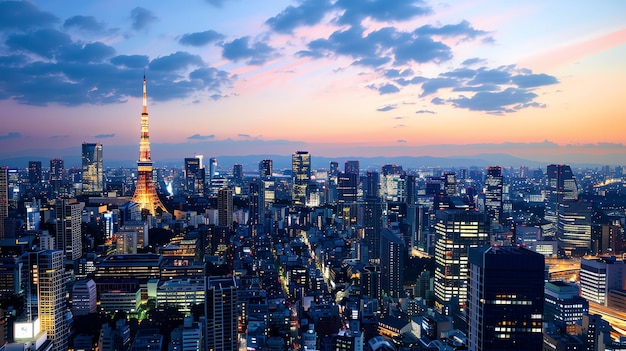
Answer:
184 157 205 197
49 158 64 197
24 250 67 351
444 172 457 196
71 279 97 316
218 188 233 228
544 281 588 327
557 200 592 257
344 160 359 175
337 172 358 204
484 166 503 224
434 209 489 310
365 171 379 199
292 151 311 206
248 179 264 226
545 164 579 237
131 76 168 215
27 161 42 197
259 159 273 178
363 198 383 262
380 228 405 298
467 245 544 351
580 256 625 306
232 164 243 183
205 276 238 351
209 157 218 183
54 198 82 261
82 142 104 194
0 167 7 240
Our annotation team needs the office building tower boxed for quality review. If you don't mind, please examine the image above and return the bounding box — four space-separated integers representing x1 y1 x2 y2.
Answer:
259 159 273 177
467 245 544 351
365 171 379 199
344 160 359 175
329 161 340 178
218 188 233 228
444 172 457 196
434 209 489 310
380 228 405 298
0 167 6 239
403 174 416 205
337 172 358 204
292 151 311 206
544 281 588 327
25 250 67 351
248 179 264 226
580 256 625 306
28 160 42 186
484 166 503 224
71 279 97 316
49 158 64 197
209 157 218 183
82 142 104 194
557 200 592 257
205 276 238 351
131 76 168 215
545 164 579 235
184 157 205 197
25 198 41 231
363 198 383 262
582 314 612 351
54 198 82 261
233 164 243 183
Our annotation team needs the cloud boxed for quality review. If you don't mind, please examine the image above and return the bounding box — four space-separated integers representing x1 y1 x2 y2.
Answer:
394 116 405 120
397 139 407 143
0 1 58 31
336 0 431 25
6 29 72 59
222 37 275 65
266 0 333 33
0 132 22 140
449 88 538 113
63 16 106 32
414 20 488 39
131 7 157 31
416 109 435 114
149 51 204 72
378 83 400 95
377 104 397 112
111 55 150 68
58 42 116 63
462 57 486 66
205 0 229 7
512 73 559 88
238 133 251 138
188 134 215 140
179 30 225 46
95 133 115 139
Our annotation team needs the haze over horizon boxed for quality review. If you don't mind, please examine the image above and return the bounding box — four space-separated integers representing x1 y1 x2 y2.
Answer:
1 0 625 165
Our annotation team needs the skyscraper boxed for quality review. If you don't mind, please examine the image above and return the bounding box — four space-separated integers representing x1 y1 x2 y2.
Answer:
545 164 579 237
259 159 273 178
557 200 592 257
218 188 233 228
292 151 311 206
54 198 82 261
82 142 104 194
0 167 7 240
27 161 42 197
184 157 205 197
205 276 238 351
232 164 243 183
380 228 405 298
434 209 489 311
49 158 64 197
131 76 168 215
344 160 359 175
467 245 544 351
484 166 503 224
248 179 264 226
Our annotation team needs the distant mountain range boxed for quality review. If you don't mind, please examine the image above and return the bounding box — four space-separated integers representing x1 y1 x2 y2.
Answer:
0 153 610 171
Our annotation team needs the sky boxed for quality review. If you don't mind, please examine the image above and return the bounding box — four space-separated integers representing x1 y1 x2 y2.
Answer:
1 0 625 166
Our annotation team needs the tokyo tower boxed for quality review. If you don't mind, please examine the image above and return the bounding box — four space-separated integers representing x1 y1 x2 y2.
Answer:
131 76 168 215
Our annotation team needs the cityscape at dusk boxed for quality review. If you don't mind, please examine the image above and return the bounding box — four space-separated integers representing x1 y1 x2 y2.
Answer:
1 0 625 165
2 1 626 351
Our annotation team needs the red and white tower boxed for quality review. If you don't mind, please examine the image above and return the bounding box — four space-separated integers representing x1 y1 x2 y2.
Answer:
132 76 168 215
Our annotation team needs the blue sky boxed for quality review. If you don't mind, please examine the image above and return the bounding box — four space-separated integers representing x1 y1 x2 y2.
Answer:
1 0 625 165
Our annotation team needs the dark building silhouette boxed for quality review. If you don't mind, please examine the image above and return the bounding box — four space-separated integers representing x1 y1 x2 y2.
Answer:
484 166 503 224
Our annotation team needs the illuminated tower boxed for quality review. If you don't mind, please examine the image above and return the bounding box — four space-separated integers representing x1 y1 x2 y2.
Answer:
0 166 7 239
82 142 104 194
132 76 168 215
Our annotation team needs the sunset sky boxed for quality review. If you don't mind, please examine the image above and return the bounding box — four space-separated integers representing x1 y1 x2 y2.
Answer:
1 0 625 166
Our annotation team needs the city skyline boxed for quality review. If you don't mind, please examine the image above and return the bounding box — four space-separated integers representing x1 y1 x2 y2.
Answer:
1 0 625 165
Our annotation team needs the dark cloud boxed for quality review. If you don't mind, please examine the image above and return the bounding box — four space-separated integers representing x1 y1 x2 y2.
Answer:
266 0 333 33
384 68 414 78
397 139 407 143
58 42 116 63
131 7 157 31
0 132 22 140
336 0 431 25
392 34 453 64
222 37 275 65
512 73 558 88
0 1 58 31
111 55 150 68
95 133 115 139
63 16 106 32
188 134 215 140
462 57 486 66
378 83 400 95
238 133 251 138
149 51 204 71
6 29 72 59
189 67 233 91
420 78 457 97
416 109 435 114
449 88 538 113
377 104 397 112
414 20 487 39
179 30 225 46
